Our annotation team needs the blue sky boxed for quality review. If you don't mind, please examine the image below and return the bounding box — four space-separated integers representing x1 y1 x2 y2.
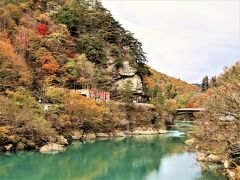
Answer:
102 0 240 83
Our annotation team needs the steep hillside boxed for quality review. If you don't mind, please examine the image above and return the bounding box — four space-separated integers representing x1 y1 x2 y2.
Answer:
143 67 199 109
144 67 198 94
0 0 196 100
0 0 197 152
0 0 151 100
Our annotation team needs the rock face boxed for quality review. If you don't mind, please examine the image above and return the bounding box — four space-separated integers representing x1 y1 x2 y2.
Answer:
40 143 64 154
119 61 137 77
111 60 144 94
114 75 143 93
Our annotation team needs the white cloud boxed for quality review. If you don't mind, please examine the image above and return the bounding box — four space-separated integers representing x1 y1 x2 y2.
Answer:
102 0 240 83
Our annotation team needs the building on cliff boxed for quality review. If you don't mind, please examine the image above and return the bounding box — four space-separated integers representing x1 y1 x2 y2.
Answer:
75 89 110 102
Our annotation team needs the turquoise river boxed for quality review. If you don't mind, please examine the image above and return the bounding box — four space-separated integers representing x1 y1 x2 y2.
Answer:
0 123 226 180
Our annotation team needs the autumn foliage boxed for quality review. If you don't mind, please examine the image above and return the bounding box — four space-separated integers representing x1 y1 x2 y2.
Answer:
35 23 49 35
0 88 56 150
39 54 59 73
65 49 76 58
0 32 31 86
194 62 240 170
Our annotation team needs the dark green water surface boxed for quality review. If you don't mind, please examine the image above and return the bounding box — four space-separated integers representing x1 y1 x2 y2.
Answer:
0 127 226 180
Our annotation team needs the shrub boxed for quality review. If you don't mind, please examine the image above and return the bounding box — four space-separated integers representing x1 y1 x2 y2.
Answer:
115 59 123 69
110 46 121 57
6 3 21 24
45 86 65 104
60 91 107 131
39 54 59 74
194 63 240 167
42 63 59 74
176 92 193 107
0 88 57 147
36 23 49 36
165 99 179 113
137 64 151 76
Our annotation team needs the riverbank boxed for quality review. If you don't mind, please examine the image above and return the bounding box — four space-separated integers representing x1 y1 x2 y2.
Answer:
173 122 234 179
185 135 239 179
2 127 168 154
0 128 226 180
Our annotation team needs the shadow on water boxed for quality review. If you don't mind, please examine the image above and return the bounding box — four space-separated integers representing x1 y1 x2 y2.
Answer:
0 126 226 180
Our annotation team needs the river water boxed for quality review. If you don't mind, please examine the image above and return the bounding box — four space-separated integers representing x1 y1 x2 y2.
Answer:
0 123 226 180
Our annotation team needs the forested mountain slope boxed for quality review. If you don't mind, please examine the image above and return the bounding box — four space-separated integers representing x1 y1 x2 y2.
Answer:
0 0 197 151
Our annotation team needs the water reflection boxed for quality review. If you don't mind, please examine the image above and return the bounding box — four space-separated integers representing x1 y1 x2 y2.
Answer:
0 131 225 180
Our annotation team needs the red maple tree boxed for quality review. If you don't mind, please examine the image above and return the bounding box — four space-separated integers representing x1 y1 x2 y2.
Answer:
36 23 49 36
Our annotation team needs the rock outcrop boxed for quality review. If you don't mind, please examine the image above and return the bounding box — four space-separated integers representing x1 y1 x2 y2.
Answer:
114 75 143 93
110 61 144 95
40 143 65 154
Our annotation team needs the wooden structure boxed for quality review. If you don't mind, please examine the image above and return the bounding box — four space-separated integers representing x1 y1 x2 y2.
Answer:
75 89 110 102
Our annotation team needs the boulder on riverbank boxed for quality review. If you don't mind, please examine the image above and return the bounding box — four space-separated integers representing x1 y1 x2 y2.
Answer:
83 133 96 141
185 138 195 146
114 131 126 137
205 154 223 163
71 131 83 140
96 133 110 138
131 127 165 136
197 153 208 162
40 143 65 154
223 160 236 169
57 135 68 146
4 144 13 151
158 129 168 134
226 169 236 179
